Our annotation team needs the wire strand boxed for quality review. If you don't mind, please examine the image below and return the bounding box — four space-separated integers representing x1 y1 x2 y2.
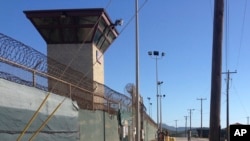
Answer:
236 0 248 69
224 0 229 71
77 0 149 81
119 0 148 35
232 84 249 118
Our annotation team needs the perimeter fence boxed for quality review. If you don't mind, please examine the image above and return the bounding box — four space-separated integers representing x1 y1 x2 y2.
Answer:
0 33 132 112
0 33 157 130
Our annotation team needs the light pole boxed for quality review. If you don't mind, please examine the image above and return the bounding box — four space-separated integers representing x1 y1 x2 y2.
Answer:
148 51 165 130
158 81 164 132
159 94 165 132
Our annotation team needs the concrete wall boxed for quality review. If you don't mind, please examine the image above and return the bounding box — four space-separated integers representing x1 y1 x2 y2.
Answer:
92 45 104 84
47 43 104 84
47 44 105 105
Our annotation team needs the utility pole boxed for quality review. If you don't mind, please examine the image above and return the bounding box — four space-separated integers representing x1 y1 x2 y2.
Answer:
188 109 195 130
222 70 237 141
135 0 140 140
247 116 249 125
197 98 207 138
175 120 178 137
184 116 188 137
209 0 224 141
188 109 195 141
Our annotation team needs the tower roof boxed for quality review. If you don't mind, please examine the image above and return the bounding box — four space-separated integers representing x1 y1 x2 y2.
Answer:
24 8 119 53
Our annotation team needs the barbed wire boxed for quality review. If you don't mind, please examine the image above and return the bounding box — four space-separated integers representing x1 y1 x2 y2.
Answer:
0 33 131 111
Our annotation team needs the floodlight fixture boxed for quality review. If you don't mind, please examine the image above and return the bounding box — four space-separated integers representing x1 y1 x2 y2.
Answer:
114 19 123 26
147 97 151 100
148 51 165 58
111 19 123 28
153 51 159 56
162 52 165 56
157 81 163 85
148 51 152 56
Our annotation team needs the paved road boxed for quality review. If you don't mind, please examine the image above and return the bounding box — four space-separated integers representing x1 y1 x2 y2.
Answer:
175 137 208 141
151 137 209 141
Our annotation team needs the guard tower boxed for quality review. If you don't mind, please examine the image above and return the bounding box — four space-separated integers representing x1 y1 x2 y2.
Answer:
24 9 119 108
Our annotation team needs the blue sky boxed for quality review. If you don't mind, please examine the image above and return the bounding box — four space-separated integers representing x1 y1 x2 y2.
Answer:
0 0 250 128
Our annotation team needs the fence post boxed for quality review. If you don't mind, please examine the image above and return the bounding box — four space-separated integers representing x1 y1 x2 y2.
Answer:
32 71 36 87
69 84 72 99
